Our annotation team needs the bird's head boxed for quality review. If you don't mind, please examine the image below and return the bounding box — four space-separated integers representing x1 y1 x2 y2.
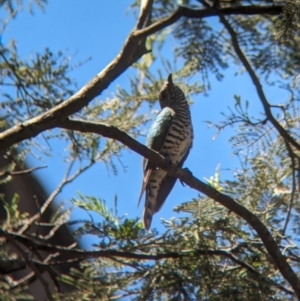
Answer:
158 73 174 108
158 74 185 109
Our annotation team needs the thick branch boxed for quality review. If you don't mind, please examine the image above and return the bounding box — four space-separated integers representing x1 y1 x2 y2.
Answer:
133 5 283 38
56 118 300 297
0 4 283 152
57 119 157 161
0 28 149 151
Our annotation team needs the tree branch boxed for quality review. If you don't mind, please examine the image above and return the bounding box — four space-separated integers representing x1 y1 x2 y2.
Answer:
17 158 95 235
0 165 47 178
1 229 294 296
133 5 283 38
0 14 151 151
55 118 300 297
0 4 283 152
219 15 300 152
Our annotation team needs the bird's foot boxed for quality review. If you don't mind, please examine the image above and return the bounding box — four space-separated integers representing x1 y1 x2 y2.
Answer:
180 167 193 187
182 167 192 174
163 157 172 169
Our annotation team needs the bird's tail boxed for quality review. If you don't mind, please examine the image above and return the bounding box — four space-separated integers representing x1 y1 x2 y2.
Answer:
142 198 154 230
137 169 152 208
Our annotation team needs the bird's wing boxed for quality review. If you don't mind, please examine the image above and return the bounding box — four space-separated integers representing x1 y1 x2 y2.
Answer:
154 147 191 213
137 107 175 206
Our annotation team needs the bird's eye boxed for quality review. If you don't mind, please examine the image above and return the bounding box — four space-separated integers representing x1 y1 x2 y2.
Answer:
160 92 167 101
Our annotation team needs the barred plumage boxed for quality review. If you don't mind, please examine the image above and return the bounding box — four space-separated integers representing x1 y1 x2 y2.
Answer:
138 74 193 230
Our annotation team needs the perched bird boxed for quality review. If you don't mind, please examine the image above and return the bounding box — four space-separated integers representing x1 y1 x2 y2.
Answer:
138 74 193 230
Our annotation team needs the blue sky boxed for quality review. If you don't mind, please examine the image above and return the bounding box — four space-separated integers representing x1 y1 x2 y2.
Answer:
2 1 290 241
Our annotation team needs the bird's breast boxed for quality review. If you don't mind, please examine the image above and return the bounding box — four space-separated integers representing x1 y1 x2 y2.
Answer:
160 117 193 164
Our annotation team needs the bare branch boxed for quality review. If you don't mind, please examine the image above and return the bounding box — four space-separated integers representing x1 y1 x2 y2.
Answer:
0 29 149 151
0 165 47 178
7 271 35 288
56 118 300 297
133 5 283 39
0 4 283 152
219 15 300 152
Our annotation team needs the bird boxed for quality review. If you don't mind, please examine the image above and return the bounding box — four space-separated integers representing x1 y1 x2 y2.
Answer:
138 74 193 230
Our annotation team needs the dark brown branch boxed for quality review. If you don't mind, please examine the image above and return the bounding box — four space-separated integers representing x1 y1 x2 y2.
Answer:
8 271 36 289
0 26 150 151
1 230 293 295
219 15 300 152
0 4 283 152
57 119 156 161
133 5 283 38
56 118 300 297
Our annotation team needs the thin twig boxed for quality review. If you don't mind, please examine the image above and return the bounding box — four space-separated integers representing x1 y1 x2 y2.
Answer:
17 158 94 234
0 165 47 178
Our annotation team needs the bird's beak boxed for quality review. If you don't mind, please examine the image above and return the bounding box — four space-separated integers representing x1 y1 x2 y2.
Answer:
167 73 173 85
